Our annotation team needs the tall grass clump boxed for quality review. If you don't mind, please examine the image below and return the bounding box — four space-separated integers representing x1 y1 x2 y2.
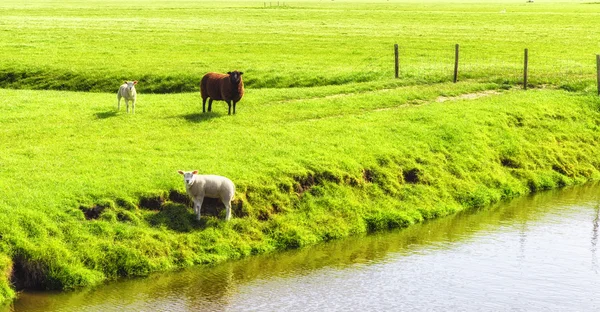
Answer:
0 255 15 304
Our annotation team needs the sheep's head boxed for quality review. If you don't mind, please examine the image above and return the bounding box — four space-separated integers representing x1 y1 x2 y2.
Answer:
178 170 198 187
124 80 138 95
227 71 243 85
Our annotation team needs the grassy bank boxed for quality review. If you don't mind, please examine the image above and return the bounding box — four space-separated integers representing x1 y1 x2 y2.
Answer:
1 83 600 303
0 0 598 92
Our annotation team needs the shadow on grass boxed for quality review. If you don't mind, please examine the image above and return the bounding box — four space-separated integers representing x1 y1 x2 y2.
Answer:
180 112 221 123
95 111 118 119
145 199 226 232
145 203 200 232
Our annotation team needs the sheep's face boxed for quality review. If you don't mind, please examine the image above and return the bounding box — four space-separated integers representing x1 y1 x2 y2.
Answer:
178 170 198 187
124 81 137 95
227 71 243 85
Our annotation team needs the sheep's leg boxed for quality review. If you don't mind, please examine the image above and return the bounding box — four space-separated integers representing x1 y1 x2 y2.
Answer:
223 199 231 221
126 99 130 113
233 100 237 115
227 100 232 115
195 196 204 220
117 95 121 111
202 97 207 113
191 199 198 215
208 99 213 112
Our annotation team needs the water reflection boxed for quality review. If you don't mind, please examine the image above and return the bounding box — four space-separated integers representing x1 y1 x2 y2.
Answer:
592 203 599 274
6 183 600 312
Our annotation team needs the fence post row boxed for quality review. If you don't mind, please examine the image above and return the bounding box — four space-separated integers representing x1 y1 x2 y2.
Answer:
391 45 599 95
524 48 529 90
453 44 459 83
394 44 399 79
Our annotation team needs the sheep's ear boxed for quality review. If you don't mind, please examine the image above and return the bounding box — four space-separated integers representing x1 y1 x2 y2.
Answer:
192 170 198 175
133 81 138 85
227 72 232 75
177 170 184 175
123 81 127 84
239 72 244 75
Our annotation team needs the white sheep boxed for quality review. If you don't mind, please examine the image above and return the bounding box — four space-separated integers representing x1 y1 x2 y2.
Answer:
177 170 235 221
117 81 138 113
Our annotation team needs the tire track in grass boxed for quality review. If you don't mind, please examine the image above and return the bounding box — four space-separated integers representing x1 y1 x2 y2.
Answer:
302 89 506 123
252 84 506 124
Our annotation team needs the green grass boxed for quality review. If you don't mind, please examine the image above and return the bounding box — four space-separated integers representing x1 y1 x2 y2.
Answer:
0 0 598 92
2 0 600 305
1 84 600 303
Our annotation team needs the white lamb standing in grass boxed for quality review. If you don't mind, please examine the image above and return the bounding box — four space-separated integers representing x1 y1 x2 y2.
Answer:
117 80 138 113
178 170 235 221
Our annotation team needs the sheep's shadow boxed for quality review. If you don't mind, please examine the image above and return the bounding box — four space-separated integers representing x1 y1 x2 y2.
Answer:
95 111 118 119
145 198 232 232
180 112 221 123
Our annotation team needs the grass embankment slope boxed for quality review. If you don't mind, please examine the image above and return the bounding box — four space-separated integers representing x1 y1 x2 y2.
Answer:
1 84 600 303
1 0 600 305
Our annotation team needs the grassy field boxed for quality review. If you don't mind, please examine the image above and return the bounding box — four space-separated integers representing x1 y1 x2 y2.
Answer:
0 0 599 92
1 0 600 305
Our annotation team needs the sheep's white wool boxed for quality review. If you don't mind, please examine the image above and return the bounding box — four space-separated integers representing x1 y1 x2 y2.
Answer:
117 81 138 113
178 171 235 221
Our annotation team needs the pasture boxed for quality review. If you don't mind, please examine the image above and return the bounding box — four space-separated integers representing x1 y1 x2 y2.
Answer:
1 0 600 304
0 0 599 91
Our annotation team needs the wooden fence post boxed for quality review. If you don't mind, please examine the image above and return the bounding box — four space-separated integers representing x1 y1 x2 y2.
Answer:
394 44 399 79
524 49 529 90
453 44 459 83
597 54 600 96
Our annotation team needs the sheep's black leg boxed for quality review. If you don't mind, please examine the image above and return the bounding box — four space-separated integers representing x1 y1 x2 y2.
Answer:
227 100 232 115
208 99 213 112
233 101 237 114
202 98 207 113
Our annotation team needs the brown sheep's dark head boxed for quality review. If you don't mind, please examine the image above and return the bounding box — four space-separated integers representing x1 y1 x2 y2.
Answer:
227 71 243 85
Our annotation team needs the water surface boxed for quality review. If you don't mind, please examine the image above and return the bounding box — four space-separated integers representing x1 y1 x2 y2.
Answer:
6 184 600 311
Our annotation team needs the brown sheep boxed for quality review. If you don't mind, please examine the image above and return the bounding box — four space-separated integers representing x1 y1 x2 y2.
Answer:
200 71 244 115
